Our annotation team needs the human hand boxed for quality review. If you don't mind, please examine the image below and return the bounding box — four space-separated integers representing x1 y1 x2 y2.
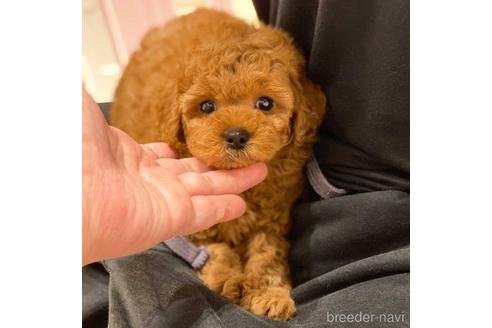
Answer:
82 88 267 265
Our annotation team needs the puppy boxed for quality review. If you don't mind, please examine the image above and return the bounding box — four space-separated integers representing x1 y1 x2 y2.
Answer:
111 8 326 321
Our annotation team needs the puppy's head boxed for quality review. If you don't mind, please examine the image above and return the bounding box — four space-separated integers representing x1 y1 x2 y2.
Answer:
170 26 326 169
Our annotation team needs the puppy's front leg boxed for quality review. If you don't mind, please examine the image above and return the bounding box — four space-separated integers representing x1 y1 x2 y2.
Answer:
198 243 243 303
240 231 296 321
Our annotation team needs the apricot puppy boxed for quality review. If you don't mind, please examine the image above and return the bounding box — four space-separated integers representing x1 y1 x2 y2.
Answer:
111 9 326 321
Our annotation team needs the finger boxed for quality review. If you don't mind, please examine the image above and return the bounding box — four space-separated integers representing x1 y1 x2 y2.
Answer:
157 157 212 175
185 194 246 234
178 162 267 196
141 143 178 159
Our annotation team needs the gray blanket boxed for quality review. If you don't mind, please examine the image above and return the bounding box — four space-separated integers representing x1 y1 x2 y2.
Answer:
83 0 409 326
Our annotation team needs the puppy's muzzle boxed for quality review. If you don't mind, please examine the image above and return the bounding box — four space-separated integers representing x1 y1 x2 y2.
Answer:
223 127 250 150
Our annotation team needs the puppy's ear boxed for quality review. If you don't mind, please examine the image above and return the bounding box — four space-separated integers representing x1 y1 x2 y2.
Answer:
248 26 327 147
291 75 327 147
147 85 185 151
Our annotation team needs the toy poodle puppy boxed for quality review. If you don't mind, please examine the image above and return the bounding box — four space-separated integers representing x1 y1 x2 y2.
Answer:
110 8 326 321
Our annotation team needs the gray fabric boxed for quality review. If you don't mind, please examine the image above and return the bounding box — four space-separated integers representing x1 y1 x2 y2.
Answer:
164 236 209 269
104 243 408 327
306 153 346 199
102 191 410 327
98 102 111 123
83 263 109 328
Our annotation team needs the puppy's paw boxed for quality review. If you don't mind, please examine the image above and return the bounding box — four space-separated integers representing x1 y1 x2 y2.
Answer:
240 287 296 321
198 270 244 303
197 243 244 303
221 274 244 302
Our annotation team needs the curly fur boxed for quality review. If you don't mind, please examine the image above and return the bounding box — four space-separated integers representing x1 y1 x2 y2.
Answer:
111 9 326 321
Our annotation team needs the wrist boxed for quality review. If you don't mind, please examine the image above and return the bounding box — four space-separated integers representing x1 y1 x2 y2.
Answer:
82 173 97 266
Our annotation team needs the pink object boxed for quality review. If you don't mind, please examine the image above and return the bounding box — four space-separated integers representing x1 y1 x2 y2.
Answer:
99 0 235 66
99 0 175 65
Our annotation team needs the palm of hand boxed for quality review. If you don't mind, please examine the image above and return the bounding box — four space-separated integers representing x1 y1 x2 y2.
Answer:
83 88 266 264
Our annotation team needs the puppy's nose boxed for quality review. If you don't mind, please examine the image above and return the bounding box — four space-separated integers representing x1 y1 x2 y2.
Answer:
223 127 250 150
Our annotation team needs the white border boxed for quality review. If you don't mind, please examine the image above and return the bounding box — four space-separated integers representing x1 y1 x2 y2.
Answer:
0 1 81 326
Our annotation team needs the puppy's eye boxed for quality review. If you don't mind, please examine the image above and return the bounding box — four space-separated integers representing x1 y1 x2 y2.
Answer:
199 100 216 113
255 96 274 111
